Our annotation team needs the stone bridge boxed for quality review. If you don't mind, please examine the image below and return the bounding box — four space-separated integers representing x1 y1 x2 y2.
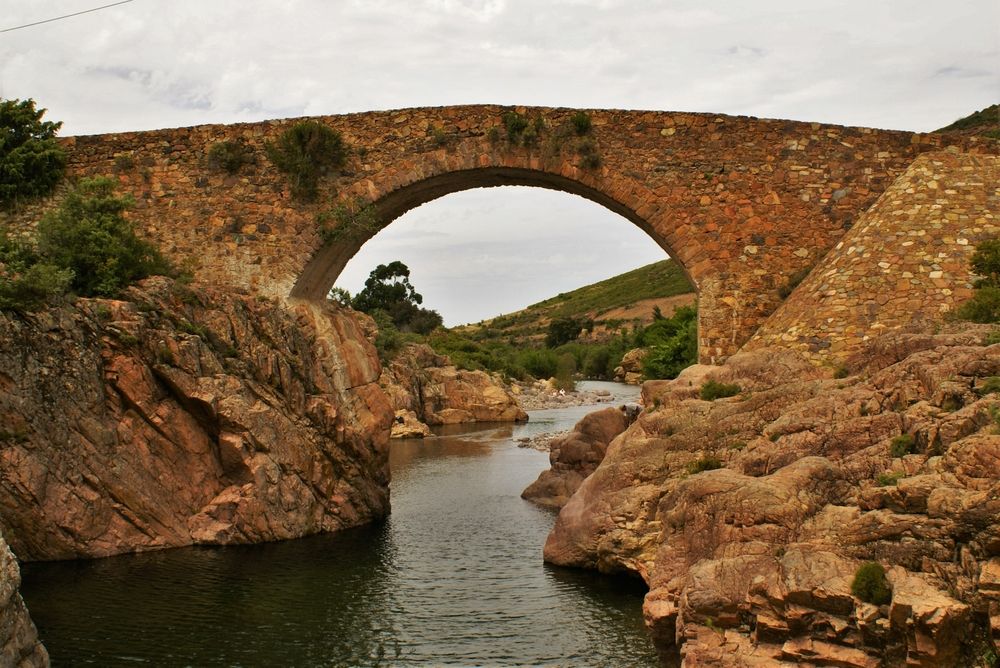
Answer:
27 105 996 362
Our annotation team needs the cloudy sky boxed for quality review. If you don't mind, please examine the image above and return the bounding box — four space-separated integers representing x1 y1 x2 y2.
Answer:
2 0 997 324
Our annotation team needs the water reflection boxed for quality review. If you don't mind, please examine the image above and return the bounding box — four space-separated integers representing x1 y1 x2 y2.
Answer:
21 382 655 666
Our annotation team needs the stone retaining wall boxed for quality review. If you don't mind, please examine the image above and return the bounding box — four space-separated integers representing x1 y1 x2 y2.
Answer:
746 150 1000 364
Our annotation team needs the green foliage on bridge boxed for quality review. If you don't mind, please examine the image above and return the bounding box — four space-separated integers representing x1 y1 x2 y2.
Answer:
0 98 66 208
266 121 348 201
1 177 173 311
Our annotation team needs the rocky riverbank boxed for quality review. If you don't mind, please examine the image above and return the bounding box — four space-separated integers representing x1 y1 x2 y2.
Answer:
0 277 393 561
510 380 621 410
521 407 628 509
543 326 1000 667
379 342 526 438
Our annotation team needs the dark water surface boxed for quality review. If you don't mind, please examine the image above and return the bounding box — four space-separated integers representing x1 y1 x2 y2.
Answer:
21 382 659 667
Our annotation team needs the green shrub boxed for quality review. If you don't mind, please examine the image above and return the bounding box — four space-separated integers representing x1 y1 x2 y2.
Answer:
0 261 72 312
576 138 601 169
369 308 404 364
553 352 577 391
546 316 583 348
113 154 135 172
956 286 1000 323
328 286 352 306
207 140 251 174
833 365 850 379
889 433 915 458
520 348 559 379
851 562 892 604
687 456 723 474
37 177 173 297
876 471 905 487
502 111 530 142
265 121 348 201
977 376 1000 396
957 239 1000 323
0 98 66 208
570 111 592 136
970 239 1000 286
318 198 382 243
700 380 741 401
639 304 698 380
984 330 1000 345
429 126 449 148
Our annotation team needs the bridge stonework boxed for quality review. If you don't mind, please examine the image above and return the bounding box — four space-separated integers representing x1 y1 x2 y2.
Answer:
13 105 996 362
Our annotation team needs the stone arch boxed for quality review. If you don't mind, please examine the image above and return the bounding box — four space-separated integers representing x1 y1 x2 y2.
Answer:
27 104 980 362
290 166 693 301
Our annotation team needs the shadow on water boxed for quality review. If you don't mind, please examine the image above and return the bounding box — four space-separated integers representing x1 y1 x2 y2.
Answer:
21 382 658 667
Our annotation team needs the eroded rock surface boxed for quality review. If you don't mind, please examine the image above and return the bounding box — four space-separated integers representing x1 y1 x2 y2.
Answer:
380 343 526 434
544 328 1000 666
0 277 393 561
0 529 47 667
521 407 628 508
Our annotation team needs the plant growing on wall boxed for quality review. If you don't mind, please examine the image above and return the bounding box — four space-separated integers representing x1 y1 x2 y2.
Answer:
0 177 174 310
37 177 173 297
317 197 382 243
0 98 66 208
265 121 348 201
207 140 252 174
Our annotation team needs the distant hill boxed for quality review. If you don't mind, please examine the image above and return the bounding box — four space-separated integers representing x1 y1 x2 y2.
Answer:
458 259 695 344
936 104 999 139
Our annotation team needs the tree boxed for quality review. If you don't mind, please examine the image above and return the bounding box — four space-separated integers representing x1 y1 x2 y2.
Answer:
351 261 442 334
545 316 583 348
37 177 173 297
0 98 66 207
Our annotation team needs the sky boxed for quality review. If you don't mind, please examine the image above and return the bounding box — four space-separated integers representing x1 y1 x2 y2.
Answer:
2 0 997 324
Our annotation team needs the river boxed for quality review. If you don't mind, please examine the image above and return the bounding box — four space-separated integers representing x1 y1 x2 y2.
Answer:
20 381 659 667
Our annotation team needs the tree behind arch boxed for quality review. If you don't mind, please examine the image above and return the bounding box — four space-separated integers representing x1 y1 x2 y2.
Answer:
351 261 442 334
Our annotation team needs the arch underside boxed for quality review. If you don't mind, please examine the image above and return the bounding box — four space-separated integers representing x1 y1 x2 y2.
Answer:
289 166 692 301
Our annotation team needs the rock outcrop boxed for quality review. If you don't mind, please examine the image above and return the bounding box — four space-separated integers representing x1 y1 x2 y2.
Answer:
614 347 648 385
0 277 393 561
380 343 526 435
521 407 628 508
544 327 1000 666
0 529 47 667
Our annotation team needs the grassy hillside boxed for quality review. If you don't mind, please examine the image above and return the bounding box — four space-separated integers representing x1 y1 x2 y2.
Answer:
372 258 697 383
936 104 1000 139
461 259 695 344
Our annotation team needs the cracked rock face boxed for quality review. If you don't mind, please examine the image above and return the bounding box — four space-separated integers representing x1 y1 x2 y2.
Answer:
379 342 527 431
521 407 627 509
0 528 47 667
0 277 393 561
543 328 1000 667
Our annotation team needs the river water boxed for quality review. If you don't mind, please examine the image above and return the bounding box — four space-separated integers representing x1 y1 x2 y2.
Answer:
20 381 659 667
